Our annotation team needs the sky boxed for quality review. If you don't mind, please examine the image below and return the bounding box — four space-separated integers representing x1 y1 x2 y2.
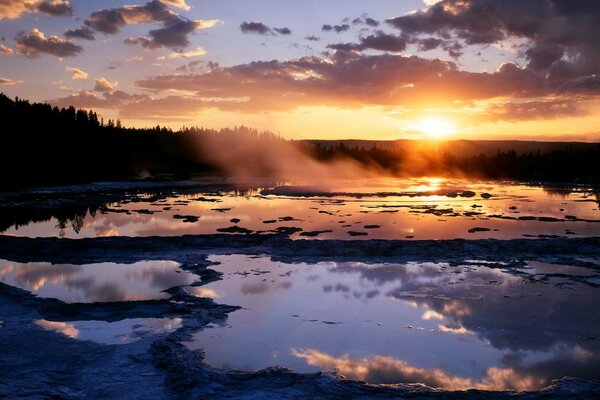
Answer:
1 0 600 141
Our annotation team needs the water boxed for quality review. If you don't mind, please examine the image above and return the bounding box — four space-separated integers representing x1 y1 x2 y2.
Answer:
0 259 198 303
34 318 183 344
1 178 598 240
186 255 600 391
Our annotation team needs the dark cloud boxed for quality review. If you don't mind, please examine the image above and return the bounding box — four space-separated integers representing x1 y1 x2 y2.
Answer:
386 0 600 77
333 24 350 33
365 17 380 27
36 0 72 17
240 21 292 36
417 37 443 51
146 19 203 48
305 35 320 42
328 32 409 53
240 21 272 35
322 24 350 33
75 0 218 50
133 53 564 115
64 26 95 41
0 0 72 20
15 28 82 58
84 0 176 34
351 17 380 27
274 27 292 35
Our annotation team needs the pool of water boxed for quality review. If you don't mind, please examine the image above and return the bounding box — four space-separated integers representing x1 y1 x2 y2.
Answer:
1 179 599 240
0 259 198 303
186 255 600 391
34 317 183 344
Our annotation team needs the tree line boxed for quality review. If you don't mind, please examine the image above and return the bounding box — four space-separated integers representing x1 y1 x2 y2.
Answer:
0 93 598 187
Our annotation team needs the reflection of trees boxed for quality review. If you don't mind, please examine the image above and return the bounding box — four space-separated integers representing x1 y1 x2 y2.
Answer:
0 183 268 236
542 185 600 208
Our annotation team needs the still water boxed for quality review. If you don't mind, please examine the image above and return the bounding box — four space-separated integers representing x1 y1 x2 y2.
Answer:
0 259 197 302
2 179 599 240
187 255 600 391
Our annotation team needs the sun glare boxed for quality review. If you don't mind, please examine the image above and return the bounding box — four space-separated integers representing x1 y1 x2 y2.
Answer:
417 117 456 139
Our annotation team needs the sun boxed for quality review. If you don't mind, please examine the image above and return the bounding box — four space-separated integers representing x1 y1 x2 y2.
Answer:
417 117 456 139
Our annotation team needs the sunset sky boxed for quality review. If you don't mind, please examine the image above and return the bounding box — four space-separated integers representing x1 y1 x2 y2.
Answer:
1 0 599 141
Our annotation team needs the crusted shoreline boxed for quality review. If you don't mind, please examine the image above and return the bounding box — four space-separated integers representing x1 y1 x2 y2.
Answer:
1 234 599 399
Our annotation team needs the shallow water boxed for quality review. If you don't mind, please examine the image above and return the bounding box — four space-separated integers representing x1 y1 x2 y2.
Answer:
35 317 183 344
186 255 600 391
1 178 599 240
0 259 197 303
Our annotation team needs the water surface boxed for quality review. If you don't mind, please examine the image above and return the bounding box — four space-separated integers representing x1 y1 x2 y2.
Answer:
0 259 197 302
187 255 600 391
1 179 598 240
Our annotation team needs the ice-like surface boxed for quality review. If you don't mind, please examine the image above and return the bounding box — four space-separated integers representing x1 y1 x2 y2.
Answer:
1 178 598 240
187 255 600 391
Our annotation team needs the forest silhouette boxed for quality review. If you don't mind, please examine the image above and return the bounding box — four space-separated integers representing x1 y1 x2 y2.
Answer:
1 92 598 188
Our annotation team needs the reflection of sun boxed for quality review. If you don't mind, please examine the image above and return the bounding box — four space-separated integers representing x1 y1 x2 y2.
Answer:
417 117 455 139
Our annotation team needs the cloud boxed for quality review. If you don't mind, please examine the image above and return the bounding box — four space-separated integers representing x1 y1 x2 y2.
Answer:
305 35 320 42
15 28 83 58
386 0 600 77
126 19 220 50
477 98 589 122
240 21 271 35
169 46 205 58
274 27 292 35
47 89 148 109
76 0 218 50
365 18 380 27
291 349 542 391
64 26 95 41
0 77 23 85
134 53 559 114
351 17 380 27
322 24 351 33
94 77 118 92
0 44 16 55
84 0 178 34
36 0 72 17
160 0 191 10
328 32 410 53
240 21 292 36
0 0 71 20
65 66 88 80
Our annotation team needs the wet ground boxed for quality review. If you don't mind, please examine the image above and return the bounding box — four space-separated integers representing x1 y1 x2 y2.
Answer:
0 179 599 399
1 178 598 240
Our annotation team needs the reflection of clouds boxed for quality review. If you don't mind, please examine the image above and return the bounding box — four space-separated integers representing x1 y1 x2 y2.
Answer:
0 261 81 290
127 262 191 289
240 280 293 295
35 318 183 344
187 287 220 299
35 319 79 339
241 281 270 295
0 259 192 302
313 258 600 384
291 349 542 391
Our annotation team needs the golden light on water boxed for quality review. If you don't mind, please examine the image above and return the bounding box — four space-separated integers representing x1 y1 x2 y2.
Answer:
417 117 456 139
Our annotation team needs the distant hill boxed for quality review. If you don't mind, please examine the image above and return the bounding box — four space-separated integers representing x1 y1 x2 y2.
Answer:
304 139 598 157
